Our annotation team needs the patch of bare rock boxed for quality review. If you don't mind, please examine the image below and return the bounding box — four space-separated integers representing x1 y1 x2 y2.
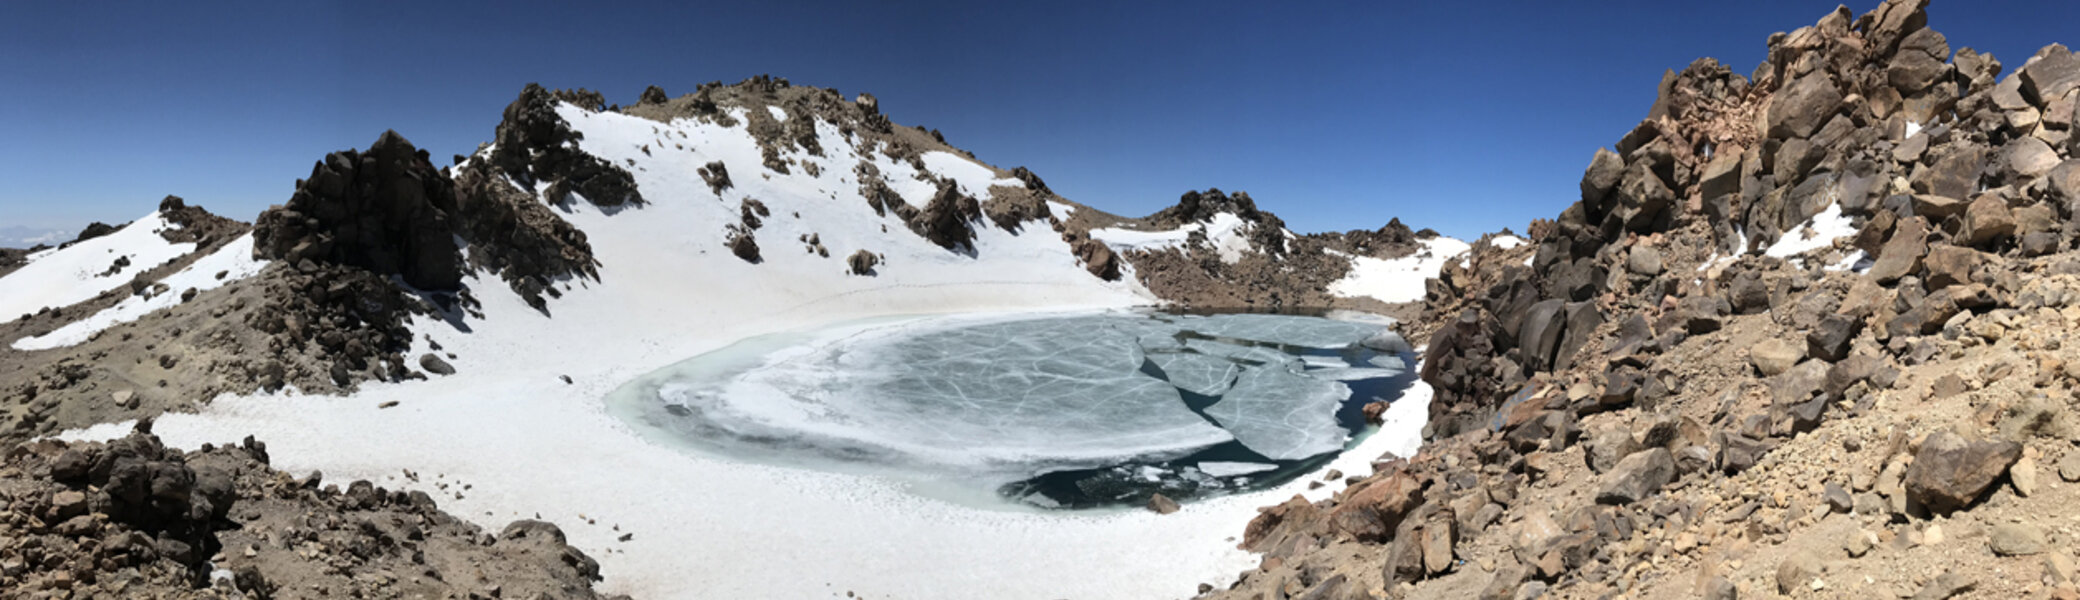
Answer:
0 422 621 598
1197 1 2080 599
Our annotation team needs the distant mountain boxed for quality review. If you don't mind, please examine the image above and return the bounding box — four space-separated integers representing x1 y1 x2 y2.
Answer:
0 225 68 249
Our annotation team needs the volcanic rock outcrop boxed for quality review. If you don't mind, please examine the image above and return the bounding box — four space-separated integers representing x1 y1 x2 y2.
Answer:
253 130 468 291
1207 1 2080 599
487 83 643 208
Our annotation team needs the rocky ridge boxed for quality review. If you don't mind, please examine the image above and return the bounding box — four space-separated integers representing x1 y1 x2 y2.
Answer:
1204 1 2080 599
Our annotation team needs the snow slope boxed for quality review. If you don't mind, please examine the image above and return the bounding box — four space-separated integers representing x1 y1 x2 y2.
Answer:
53 102 1443 600
1327 236 1473 304
14 234 268 350
0 212 192 324
1090 212 1259 263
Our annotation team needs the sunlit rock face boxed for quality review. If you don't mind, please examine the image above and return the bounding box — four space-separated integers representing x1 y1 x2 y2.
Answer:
607 311 1414 508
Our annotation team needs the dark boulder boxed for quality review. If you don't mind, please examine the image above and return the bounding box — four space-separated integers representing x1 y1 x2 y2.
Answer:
1767 74 1843 140
1910 144 1987 201
1518 300 1567 373
419 353 456 376
1011 166 1053 197
1727 271 1771 315
1887 27 1953 94
2020 44 2080 105
1596 448 1675 505
909 182 980 250
1869 216 1929 284
699 161 733 196
1553 302 1603 371
73 222 118 243
1806 314 1863 362
847 249 879 276
1611 161 1675 231
1904 431 2021 514
1581 147 1627 209
1676 295 1731 334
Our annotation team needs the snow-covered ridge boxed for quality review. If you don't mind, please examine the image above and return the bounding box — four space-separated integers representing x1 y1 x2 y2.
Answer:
14 233 268 350
1090 212 1261 264
544 101 1103 284
1327 236 1473 304
0 211 193 324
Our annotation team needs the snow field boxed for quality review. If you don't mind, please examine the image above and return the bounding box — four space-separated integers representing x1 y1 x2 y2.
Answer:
0 212 193 325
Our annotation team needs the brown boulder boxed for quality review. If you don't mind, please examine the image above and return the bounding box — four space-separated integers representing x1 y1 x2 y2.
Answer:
1072 237 1119 280
1241 495 1322 552
1922 245 1980 290
1887 28 1953 94
1894 131 1931 163
1869 216 1929 284
1911 144 1987 200
1699 151 1742 202
1751 338 1804 377
2021 45 2080 105
1581 147 1626 207
1327 472 1424 542
1596 448 1675 505
1769 74 1844 140
1611 161 1674 231
847 249 879 276
2009 136 2063 180
2050 160 2080 202
1910 194 1967 221
1904 430 2022 514
1961 194 2015 247
1862 0 1930 57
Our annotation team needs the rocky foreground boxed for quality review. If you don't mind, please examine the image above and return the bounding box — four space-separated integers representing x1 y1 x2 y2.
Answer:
1205 1 2080 599
1 421 620 599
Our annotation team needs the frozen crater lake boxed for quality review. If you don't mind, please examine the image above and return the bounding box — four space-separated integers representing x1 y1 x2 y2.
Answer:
606 310 1416 509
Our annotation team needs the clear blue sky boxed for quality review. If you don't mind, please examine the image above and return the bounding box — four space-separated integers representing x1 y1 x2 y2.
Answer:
3 1 2075 239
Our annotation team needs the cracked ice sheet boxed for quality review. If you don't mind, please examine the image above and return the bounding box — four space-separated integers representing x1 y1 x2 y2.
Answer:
1203 364 1351 460
672 315 1234 473
1163 313 1381 348
1148 352 1239 396
1183 338 1300 369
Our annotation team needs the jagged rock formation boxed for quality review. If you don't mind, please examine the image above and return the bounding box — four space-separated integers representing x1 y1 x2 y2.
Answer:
1419 0 2080 441
154 195 247 248
912 182 982 250
254 130 469 291
256 123 603 310
1147 189 1290 256
0 423 622 598
1309 218 1437 260
1208 2 2080 599
488 83 642 208
70 222 118 245
1096 188 1357 309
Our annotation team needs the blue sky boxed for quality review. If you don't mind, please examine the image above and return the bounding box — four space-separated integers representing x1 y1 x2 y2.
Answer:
4 1 2076 239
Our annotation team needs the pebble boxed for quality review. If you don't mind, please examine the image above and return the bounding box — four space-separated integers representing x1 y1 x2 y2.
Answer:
2014 455 2040 497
